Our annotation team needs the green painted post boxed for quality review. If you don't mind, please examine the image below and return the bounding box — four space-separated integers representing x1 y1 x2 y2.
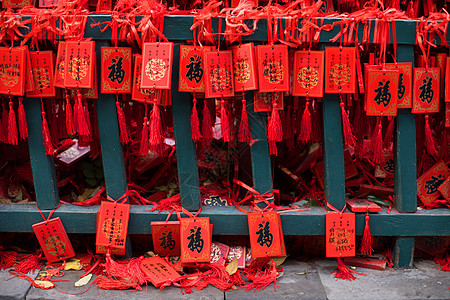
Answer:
322 93 346 210
394 237 415 269
171 44 201 211
24 98 60 210
247 91 273 205
95 41 127 200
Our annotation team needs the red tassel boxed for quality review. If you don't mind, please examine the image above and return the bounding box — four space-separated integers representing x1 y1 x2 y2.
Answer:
239 98 252 143
424 114 437 157
149 103 164 155
383 116 395 149
243 260 278 292
360 212 373 256
94 275 141 290
65 94 74 136
18 98 28 140
190 97 202 142
41 111 54 155
220 99 231 142
267 101 282 156
116 98 130 144
14 253 44 274
371 117 384 164
139 116 149 156
331 257 367 281
1 103 7 143
434 253 450 271
0 250 17 270
7 99 18 145
298 98 312 143
202 99 213 146
74 94 90 136
340 101 356 147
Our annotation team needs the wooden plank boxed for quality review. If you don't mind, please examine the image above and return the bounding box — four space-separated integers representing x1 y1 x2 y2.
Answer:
247 91 273 206
24 97 59 210
171 44 201 211
394 237 415 269
95 41 128 200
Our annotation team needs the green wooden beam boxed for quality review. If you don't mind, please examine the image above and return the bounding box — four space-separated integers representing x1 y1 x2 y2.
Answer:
394 237 415 269
171 44 201 211
24 98 59 210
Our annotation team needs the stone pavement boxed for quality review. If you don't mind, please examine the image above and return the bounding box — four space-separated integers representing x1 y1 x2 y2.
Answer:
1 259 449 300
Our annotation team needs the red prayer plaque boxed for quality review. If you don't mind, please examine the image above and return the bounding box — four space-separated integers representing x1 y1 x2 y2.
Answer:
95 212 125 255
167 256 182 272
19 46 35 93
326 212 355 257
27 51 56 98
417 160 450 205
438 177 450 201
230 43 258 92
346 199 381 213
96 201 130 253
210 242 229 265
446 58 450 103
3 0 32 8
365 69 399 116
256 45 289 92
446 103 450 127
412 68 440 113
436 53 446 98
248 211 285 258
54 42 66 88
178 45 213 93
180 217 211 263
292 50 324 97
384 63 412 108
204 50 235 98
64 41 95 89
32 217 75 263
227 245 246 269
100 47 132 93
254 92 284 112
0 47 26 96
83 53 98 99
132 54 158 102
140 42 173 90
375 153 395 178
140 256 180 287
39 0 57 7
151 221 181 257
324 47 356 94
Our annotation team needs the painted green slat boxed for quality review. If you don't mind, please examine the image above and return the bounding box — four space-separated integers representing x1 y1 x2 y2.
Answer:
395 45 417 213
95 41 128 200
247 91 273 203
394 237 415 269
171 44 201 211
322 93 346 211
2 204 449 236
24 98 59 210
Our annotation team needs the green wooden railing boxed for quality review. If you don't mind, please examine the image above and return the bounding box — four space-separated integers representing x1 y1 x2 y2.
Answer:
0 16 449 269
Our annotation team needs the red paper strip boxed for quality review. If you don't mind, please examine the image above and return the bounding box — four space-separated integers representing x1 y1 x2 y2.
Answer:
412 68 440 113
27 51 56 98
100 47 132 93
54 42 66 88
324 47 356 94
141 42 173 90
32 217 75 263
178 45 213 93
230 43 258 92
151 221 181 257
365 69 399 116
248 211 285 258
253 92 284 112
326 212 355 257
204 51 235 98
0 47 26 96
140 256 180 287
384 63 412 108
180 217 211 263
292 50 324 97
96 201 130 253
256 45 289 92
64 41 95 89
417 160 450 205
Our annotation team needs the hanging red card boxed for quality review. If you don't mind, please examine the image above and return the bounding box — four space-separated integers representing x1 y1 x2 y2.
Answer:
365 69 399 116
27 51 56 98
140 42 173 90
100 47 132 93
210 242 229 265
64 41 95 89
32 217 75 263
203 51 235 98
326 212 355 257
151 221 181 257
0 47 26 96
256 45 289 92
178 45 213 93
16 46 35 93
132 54 158 102
248 211 285 258
54 41 66 88
39 0 58 7
82 53 98 99
168 256 182 272
95 212 125 255
180 217 211 263
446 58 450 103
292 50 324 97
96 201 130 253
384 63 412 108
230 43 258 92
140 256 180 287
417 160 450 205
412 68 440 113
324 47 356 94
254 92 284 112
375 153 395 178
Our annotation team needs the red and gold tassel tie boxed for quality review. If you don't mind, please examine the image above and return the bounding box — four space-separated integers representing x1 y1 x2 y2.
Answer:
239 98 252 143
190 97 202 142
18 98 28 140
7 98 18 145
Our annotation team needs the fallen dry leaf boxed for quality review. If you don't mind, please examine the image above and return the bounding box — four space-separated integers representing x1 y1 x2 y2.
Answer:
226 257 238 275
75 274 92 287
